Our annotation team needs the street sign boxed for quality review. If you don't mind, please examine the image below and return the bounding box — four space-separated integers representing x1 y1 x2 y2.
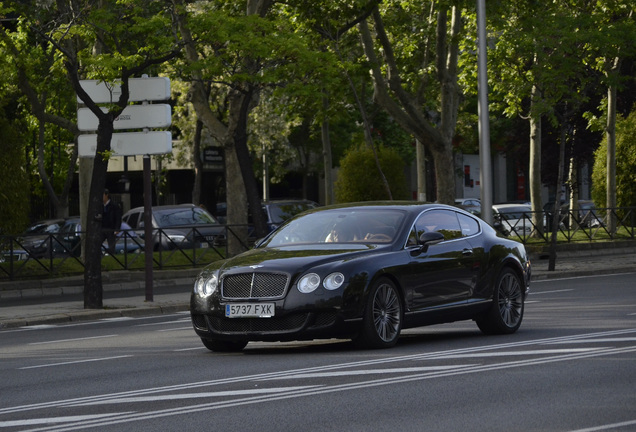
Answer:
78 131 172 157
77 104 172 131
77 77 171 103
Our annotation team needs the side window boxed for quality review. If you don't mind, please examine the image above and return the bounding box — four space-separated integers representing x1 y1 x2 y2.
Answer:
127 212 140 229
457 213 480 237
406 227 418 247
413 210 462 241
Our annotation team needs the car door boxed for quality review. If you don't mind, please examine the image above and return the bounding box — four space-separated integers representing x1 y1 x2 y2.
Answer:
404 209 478 310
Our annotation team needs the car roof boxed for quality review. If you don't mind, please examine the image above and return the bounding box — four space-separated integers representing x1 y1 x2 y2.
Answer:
493 203 531 209
262 199 318 206
313 201 459 214
125 203 199 214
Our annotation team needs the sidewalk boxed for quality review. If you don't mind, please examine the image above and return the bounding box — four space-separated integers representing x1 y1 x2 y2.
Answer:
1 242 634 329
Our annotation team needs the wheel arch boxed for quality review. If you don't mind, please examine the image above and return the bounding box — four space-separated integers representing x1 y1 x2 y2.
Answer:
499 255 529 298
367 271 407 312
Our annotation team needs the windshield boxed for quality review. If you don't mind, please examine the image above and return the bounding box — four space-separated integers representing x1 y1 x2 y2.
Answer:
154 207 218 228
261 209 406 247
24 221 62 235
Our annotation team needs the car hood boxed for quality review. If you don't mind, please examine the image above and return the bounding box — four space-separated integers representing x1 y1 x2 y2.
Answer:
160 225 224 234
209 244 382 276
17 235 49 247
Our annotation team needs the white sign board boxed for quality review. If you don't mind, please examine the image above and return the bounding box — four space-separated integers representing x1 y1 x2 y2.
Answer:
77 104 172 131
77 77 171 103
78 131 172 157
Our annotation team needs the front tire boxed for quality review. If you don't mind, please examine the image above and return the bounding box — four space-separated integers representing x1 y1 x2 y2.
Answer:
201 338 247 353
476 267 524 335
354 278 403 349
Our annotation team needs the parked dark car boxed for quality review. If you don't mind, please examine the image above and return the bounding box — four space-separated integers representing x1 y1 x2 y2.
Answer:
214 199 320 231
544 200 601 229
53 217 144 256
122 204 225 251
454 198 481 215
15 218 66 259
214 199 320 244
191 202 531 352
261 199 320 232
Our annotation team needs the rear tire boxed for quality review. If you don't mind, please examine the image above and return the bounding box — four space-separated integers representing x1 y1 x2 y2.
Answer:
201 338 247 352
354 278 403 349
476 267 524 335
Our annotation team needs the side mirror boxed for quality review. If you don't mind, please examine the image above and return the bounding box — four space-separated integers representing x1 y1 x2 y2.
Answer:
412 231 445 254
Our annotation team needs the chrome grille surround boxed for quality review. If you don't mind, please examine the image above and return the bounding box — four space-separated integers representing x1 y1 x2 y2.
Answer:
221 272 290 299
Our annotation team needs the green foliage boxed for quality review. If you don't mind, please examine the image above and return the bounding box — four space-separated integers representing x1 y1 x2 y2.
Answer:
0 117 30 235
335 144 409 203
591 109 636 208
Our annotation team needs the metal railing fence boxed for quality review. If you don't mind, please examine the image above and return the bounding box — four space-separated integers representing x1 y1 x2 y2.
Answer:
1 207 634 281
492 206 635 244
0 224 258 281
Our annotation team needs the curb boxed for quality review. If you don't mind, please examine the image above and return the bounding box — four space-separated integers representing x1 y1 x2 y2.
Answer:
0 268 200 300
0 303 190 329
531 266 635 281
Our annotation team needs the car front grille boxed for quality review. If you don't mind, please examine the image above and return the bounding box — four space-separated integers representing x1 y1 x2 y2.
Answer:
222 272 289 299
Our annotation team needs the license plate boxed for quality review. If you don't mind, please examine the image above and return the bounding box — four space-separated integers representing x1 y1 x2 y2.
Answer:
225 303 275 318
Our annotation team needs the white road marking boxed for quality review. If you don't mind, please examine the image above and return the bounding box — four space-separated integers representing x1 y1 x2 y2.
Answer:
26 345 636 432
546 337 636 344
28 334 117 345
0 413 134 427
20 325 58 330
157 327 193 332
267 366 475 380
2 328 635 431
70 387 322 406
568 419 636 432
419 348 604 359
19 355 133 370
531 289 574 294
136 318 191 327
532 272 636 282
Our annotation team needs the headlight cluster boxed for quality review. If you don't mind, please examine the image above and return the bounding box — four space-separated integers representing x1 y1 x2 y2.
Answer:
194 273 218 297
169 234 187 243
297 272 345 294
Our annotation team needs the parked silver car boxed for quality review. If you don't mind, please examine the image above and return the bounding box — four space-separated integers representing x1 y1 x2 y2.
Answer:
122 204 225 251
492 204 535 237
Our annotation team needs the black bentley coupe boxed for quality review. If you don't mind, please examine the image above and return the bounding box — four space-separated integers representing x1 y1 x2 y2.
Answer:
190 202 531 352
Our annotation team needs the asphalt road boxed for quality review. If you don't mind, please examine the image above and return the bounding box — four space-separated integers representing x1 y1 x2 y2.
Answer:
1 273 635 432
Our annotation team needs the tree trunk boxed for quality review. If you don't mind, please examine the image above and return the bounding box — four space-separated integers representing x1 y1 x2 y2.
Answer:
191 119 203 205
358 6 461 205
529 84 543 236
321 93 334 205
83 120 115 308
548 120 568 272
227 88 268 252
416 140 427 201
224 110 248 257
606 60 619 234
430 146 455 204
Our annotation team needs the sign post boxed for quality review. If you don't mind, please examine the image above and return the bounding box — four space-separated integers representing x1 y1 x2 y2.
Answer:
77 75 172 302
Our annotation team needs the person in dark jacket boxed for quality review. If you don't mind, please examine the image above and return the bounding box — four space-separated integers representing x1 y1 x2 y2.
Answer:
102 189 122 255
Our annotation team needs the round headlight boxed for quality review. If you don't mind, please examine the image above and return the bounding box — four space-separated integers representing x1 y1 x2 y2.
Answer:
298 273 321 293
195 274 218 297
323 272 345 290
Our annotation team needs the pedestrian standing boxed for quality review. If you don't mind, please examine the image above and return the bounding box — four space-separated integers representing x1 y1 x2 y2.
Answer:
102 189 122 255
